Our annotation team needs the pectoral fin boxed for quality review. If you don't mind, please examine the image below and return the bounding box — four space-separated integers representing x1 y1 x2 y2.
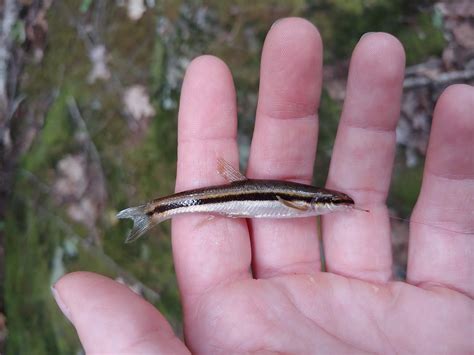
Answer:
217 158 247 183
276 196 310 211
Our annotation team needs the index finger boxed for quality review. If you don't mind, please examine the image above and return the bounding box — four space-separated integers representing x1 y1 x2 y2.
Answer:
172 56 252 301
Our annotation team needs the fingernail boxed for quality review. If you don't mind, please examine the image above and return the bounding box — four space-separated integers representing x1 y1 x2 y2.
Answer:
271 18 284 29
361 32 375 40
51 285 73 323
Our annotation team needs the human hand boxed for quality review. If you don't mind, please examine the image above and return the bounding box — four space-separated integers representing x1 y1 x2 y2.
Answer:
52 18 473 354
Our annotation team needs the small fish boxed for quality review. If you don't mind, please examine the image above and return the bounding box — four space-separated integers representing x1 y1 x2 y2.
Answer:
117 158 367 243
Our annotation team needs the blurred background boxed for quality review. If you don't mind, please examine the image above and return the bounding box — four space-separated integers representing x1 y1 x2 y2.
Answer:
0 0 473 353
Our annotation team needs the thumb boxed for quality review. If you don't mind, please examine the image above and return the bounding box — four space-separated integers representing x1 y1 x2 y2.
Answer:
52 271 189 354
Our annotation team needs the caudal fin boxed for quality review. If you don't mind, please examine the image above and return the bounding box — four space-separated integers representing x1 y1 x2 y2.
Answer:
117 205 157 243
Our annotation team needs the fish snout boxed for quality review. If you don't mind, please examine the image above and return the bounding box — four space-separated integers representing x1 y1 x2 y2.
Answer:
331 191 355 207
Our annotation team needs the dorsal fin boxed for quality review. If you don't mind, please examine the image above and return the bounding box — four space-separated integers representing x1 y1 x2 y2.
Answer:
217 158 247 183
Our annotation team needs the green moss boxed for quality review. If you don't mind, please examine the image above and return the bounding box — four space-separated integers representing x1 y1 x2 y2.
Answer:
150 39 166 93
389 163 424 215
398 13 445 65
313 90 341 186
6 200 82 354
309 0 444 63
124 112 177 200
22 91 74 173
22 3 87 95
106 6 158 87
8 0 181 351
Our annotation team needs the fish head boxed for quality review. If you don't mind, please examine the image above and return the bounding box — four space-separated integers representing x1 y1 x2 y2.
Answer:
329 190 355 207
310 189 355 212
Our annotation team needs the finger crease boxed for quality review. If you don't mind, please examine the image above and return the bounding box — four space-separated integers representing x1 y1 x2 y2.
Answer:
341 121 396 134
178 135 236 145
263 112 318 122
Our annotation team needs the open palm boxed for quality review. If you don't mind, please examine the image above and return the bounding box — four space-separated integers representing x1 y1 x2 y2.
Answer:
53 18 473 354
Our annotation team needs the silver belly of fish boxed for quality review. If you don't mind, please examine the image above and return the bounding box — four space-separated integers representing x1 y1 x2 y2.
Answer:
170 200 329 219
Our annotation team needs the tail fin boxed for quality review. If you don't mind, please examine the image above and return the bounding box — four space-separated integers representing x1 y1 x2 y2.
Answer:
117 205 158 243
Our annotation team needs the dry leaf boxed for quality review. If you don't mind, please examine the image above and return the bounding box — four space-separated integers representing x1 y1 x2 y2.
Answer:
453 22 474 49
88 45 111 83
127 0 146 21
54 154 88 199
123 85 156 122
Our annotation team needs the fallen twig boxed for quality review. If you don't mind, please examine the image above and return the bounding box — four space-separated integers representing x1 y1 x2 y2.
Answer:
66 97 105 181
66 96 108 244
404 68 474 89
0 0 17 116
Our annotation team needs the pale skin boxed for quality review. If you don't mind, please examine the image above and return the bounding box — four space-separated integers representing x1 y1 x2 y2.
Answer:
52 18 474 354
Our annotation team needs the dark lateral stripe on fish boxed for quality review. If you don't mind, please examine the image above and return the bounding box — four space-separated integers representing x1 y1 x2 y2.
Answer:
148 191 337 215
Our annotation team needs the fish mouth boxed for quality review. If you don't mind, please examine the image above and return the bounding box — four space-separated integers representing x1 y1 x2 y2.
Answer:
330 193 370 213
331 192 355 206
